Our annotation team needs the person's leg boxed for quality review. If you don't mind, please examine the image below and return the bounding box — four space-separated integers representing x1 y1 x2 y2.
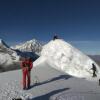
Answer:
93 71 95 77
93 71 97 77
99 79 100 86
23 70 27 89
27 71 31 88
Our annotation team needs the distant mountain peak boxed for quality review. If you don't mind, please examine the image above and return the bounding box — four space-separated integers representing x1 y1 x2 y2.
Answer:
0 39 5 45
0 39 3 43
12 38 42 55
0 39 9 48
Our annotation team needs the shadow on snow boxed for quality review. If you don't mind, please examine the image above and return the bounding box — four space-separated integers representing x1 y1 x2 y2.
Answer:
31 88 70 100
30 74 72 89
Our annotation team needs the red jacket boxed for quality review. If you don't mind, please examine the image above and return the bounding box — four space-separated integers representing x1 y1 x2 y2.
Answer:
27 59 33 70
21 59 33 71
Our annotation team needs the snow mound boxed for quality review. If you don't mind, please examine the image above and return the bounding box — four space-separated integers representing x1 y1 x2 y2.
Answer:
34 39 100 79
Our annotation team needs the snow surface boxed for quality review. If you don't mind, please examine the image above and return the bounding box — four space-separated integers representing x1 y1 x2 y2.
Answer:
0 80 32 100
34 39 100 80
0 62 100 100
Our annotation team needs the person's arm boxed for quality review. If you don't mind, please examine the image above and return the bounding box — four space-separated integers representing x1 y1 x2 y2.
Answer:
21 61 25 71
30 62 33 70
21 61 23 69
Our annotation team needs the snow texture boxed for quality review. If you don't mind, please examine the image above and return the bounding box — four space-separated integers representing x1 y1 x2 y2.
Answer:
0 80 32 100
34 39 100 80
0 63 100 100
0 53 13 65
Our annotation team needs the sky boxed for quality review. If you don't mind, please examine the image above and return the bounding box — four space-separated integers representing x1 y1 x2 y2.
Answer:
0 0 100 55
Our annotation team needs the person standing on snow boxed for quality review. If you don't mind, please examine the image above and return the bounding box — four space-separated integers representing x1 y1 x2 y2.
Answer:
53 34 59 40
91 63 97 77
21 57 33 90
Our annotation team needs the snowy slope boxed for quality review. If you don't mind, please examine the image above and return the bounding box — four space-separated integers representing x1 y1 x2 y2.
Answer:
34 39 100 80
0 39 20 70
12 39 42 55
0 62 100 100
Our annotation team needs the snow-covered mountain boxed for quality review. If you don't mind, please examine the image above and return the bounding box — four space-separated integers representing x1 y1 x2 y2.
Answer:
34 39 100 80
12 39 42 55
0 38 43 72
0 39 20 71
1 39 100 100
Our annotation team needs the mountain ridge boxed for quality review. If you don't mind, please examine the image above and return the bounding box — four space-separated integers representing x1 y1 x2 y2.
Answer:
34 39 100 80
11 39 42 55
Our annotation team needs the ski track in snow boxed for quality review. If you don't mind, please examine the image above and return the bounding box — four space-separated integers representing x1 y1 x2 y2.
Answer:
0 80 32 100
